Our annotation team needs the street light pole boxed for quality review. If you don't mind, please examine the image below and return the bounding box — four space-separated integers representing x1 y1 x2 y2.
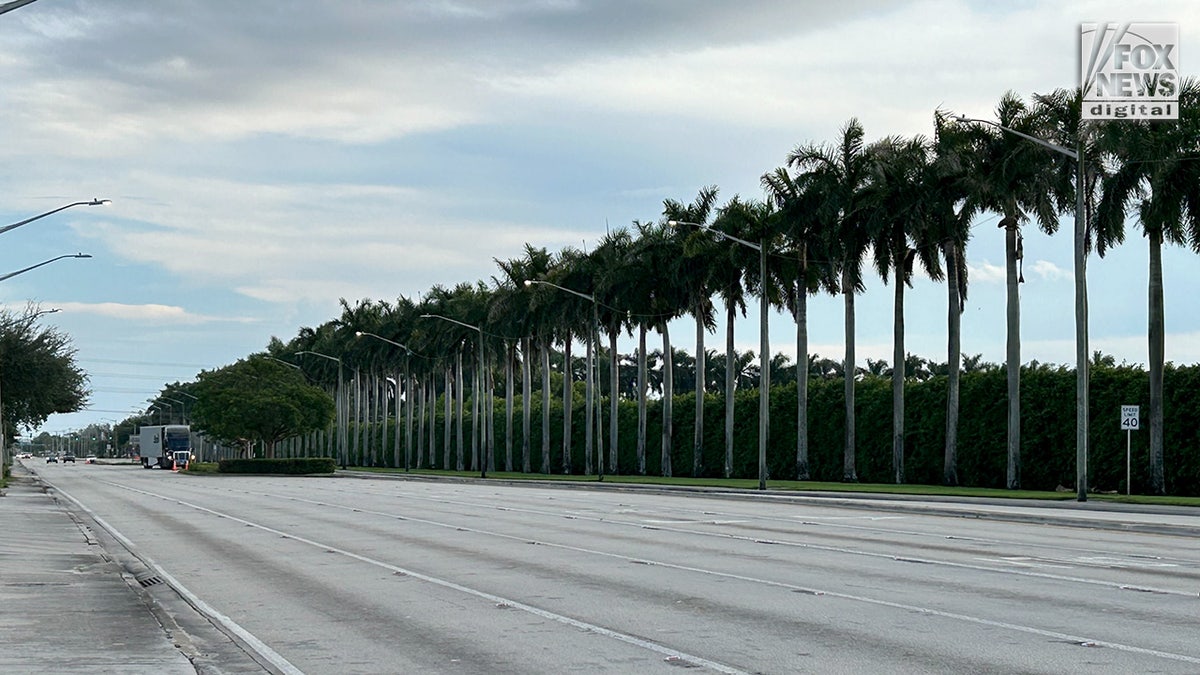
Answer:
670 220 769 490
420 314 489 478
296 351 346 468
356 331 420 472
0 253 92 282
0 199 110 236
957 115 1088 501
524 279 604 481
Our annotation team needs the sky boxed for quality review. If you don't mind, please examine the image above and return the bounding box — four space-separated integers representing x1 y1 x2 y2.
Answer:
1 0 1197 437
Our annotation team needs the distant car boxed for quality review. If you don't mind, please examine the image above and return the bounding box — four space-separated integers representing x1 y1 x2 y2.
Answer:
62 455 76 463
46 456 58 463
85 456 97 464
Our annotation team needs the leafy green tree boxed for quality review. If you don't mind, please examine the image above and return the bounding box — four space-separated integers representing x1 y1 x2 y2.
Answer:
191 356 335 458
1 304 89 447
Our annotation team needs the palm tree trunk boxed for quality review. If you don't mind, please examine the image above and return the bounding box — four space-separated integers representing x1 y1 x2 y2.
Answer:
724 299 735 478
428 374 437 465
609 330 619 475
796 277 810 481
541 338 551 474
662 323 673 478
694 312 705 477
486 354 495 473
945 241 963 489
353 370 362 465
637 324 648 475
448 360 456 466
1002 218 1019 490
562 332 572 474
416 377 425 467
584 329 594 475
444 367 453 470
379 374 388 467
505 341 514 472
842 268 858 482
405 372 414 469
472 349 481 472
1149 230 1165 494
892 262 905 485
522 336 532 473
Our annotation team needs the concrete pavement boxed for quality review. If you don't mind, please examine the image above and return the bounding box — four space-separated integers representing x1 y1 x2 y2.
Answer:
4 461 1198 674
0 462 269 674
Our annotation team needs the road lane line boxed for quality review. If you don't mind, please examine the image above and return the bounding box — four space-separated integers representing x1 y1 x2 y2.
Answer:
50 482 306 675
104 481 750 675
163 481 1200 668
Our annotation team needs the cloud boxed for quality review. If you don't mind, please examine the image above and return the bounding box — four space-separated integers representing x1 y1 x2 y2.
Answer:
968 261 1006 283
50 301 257 325
1028 260 1070 281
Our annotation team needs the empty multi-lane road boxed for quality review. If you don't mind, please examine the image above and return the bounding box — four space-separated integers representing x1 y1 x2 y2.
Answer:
33 462 1200 674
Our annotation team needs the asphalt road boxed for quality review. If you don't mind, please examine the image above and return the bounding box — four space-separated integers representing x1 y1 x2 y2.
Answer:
32 462 1200 674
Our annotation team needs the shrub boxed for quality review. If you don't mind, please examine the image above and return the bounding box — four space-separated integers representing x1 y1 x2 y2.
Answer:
218 457 337 475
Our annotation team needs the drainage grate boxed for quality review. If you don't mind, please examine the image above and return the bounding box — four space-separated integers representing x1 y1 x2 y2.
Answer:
137 575 164 588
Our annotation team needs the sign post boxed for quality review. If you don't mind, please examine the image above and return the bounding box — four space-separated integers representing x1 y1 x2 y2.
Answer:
1120 405 1140 495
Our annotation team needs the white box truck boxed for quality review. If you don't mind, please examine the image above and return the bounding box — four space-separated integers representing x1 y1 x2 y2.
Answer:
138 424 192 469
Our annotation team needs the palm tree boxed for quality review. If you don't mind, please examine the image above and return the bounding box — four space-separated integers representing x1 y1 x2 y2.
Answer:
1090 78 1200 495
789 119 874 482
930 111 976 486
664 186 720 477
862 135 943 484
590 229 636 475
708 199 756 477
957 92 1068 487
762 168 838 480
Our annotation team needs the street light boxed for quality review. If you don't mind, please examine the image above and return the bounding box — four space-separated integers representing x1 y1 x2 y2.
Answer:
524 279 604 481
356 331 417 472
420 313 490 478
0 253 92 282
161 397 187 424
0 199 110 236
958 115 1089 502
670 219 770 490
296 350 347 468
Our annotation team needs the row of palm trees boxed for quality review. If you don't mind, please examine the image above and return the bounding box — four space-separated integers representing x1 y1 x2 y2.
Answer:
251 83 1198 492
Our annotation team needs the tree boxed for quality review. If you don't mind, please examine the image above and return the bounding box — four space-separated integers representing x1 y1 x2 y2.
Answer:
1090 78 1200 494
191 355 335 458
0 304 89 450
789 119 874 482
863 134 943 484
762 168 838 481
665 186 720 477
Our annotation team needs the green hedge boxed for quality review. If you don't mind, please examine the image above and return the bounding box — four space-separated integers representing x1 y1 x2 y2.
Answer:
218 457 337 475
324 363 1200 495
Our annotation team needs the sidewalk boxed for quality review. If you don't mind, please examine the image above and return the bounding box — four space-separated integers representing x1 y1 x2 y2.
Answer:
0 464 198 674
2 463 275 674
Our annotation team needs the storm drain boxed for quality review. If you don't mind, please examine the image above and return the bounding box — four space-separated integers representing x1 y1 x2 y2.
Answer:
137 575 165 588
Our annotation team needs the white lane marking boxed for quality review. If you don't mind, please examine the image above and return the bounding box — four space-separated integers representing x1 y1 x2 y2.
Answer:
325 486 1199 599
107 481 749 675
191 482 1200 668
51 483 306 675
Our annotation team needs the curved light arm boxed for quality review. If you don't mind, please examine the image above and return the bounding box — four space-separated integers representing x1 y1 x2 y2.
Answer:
296 350 342 365
420 313 481 334
523 279 595 303
355 330 421 355
668 219 762 251
0 199 111 237
955 116 1078 160
0 253 92 282
265 356 302 370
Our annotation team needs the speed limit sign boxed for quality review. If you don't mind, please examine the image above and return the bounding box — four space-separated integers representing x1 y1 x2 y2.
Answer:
1121 405 1140 431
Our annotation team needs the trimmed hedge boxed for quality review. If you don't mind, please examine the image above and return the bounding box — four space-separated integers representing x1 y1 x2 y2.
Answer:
309 363 1200 495
218 457 337 475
